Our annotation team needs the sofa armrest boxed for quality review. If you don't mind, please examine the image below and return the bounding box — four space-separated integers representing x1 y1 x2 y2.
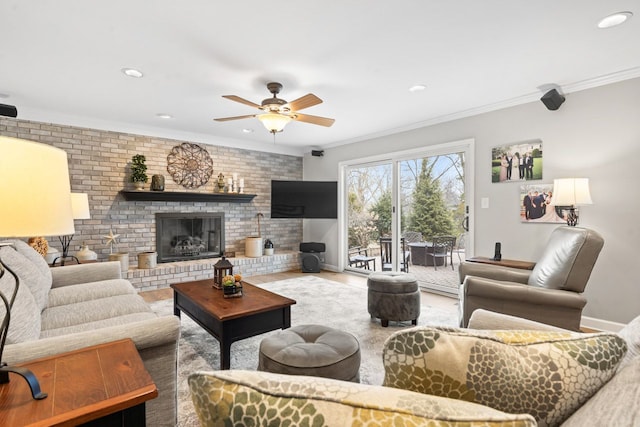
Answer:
3 315 180 363
463 276 587 309
458 261 531 284
468 309 570 331
50 261 122 288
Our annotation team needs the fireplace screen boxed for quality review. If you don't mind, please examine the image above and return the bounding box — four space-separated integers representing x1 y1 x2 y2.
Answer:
156 213 224 263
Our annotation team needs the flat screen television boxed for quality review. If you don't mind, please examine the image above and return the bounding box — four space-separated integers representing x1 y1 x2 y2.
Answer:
271 180 338 219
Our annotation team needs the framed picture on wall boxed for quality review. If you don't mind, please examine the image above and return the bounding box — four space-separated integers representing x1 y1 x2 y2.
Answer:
520 183 569 223
491 139 543 183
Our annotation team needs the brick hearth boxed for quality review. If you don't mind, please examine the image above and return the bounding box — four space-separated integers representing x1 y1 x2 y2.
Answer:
126 251 300 292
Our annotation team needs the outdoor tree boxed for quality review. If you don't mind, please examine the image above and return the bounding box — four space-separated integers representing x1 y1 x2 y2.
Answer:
370 190 392 237
347 191 376 248
408 159 454 238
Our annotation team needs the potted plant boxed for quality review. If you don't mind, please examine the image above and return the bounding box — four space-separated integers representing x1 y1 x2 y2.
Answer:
131 154 148 190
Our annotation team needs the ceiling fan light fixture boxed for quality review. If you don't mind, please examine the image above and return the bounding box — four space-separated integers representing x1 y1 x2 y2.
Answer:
258 113 292 134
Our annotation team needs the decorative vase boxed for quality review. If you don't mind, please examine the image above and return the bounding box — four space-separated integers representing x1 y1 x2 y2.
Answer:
245 237 263 257
108 252 129 273
133 181 145 190
151 174 165 191
264 239 274 256
137 251 157 269
75 243 98 262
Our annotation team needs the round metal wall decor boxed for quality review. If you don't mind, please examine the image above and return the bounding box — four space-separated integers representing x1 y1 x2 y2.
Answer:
166 143 213 188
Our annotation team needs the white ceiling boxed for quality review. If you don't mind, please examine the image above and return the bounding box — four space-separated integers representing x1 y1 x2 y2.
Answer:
1 1 639 156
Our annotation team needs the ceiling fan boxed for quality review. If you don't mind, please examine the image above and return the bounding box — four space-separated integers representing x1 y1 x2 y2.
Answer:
214 82 335 134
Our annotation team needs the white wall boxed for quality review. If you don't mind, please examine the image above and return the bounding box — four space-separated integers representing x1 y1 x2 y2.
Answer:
303 77 640 324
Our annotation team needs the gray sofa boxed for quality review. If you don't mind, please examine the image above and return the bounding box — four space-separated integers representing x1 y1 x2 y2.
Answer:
0 240 181 427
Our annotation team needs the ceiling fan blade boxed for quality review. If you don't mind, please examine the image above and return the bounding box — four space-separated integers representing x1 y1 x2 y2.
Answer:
213 114 256 122
293 113 335 127
287 94 323 111
222 95 261 109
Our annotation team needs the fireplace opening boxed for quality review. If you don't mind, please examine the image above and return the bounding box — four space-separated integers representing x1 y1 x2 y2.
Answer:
156 213 224 263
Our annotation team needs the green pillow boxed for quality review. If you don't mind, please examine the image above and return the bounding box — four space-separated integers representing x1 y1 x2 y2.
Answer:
189 370 536 426
383 327 627 426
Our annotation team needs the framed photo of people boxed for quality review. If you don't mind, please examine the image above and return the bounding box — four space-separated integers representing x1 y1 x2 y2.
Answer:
520 183 570 223
491 139 543 183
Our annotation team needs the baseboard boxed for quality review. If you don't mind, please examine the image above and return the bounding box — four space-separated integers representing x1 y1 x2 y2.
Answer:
320 263 340 272
581 315 626 333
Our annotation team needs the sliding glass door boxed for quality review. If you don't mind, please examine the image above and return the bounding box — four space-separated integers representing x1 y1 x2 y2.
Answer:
342 139 473 295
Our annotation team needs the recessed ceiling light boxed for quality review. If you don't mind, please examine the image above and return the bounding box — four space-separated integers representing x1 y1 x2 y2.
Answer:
242 128 254 133
121 68 144 78
409 84 426 92
156 113 173 119
597 11 633 29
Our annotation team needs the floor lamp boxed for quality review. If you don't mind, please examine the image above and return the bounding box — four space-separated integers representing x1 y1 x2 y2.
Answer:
51 193 90 266
0 136 75 400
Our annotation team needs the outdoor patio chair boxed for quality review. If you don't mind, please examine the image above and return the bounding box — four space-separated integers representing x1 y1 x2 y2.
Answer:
379 237 410 272
425 235 456 271
348 246 376 271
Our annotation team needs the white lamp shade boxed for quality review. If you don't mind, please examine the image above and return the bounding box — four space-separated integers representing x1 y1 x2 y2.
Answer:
71 193 90 219
0 136 75 237
553 178 593 206
258 113 292 133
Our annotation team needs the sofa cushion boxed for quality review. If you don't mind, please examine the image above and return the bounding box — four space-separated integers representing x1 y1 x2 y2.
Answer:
383 327 627 427
188 370 536 426
9 239 52 284
40 312 158 338
41 294 153 331
617 314 640 372
0 241 52 311
0 247 41 343
562 356 640 426
47 279 135 308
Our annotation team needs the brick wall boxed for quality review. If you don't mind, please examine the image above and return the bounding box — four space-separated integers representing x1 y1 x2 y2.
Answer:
0 118 303 271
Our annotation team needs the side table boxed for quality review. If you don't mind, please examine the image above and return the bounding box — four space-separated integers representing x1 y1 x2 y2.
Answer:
0 339 157 426
466 256 536 270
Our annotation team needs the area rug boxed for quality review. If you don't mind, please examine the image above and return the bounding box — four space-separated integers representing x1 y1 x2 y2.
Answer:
150 275 458 427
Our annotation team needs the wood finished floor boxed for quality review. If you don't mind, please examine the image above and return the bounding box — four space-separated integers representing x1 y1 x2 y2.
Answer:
139 269 459 312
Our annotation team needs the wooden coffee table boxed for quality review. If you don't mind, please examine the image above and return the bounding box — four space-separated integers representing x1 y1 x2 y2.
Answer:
0 339 157 426
170 279 296 370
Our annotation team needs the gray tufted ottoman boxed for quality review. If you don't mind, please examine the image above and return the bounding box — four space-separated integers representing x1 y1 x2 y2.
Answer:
258 324 361 382
367 272 420 327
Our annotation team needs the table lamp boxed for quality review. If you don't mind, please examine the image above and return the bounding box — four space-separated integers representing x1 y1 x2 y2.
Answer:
51 193 91 266
0 136 75 400
553 178 593 226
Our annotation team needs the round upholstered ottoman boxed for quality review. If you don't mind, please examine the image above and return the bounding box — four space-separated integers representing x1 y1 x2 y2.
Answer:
258 324 361 382
367 272 420 327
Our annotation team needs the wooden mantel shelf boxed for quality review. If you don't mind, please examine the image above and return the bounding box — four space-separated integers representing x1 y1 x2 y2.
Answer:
119 190 256 203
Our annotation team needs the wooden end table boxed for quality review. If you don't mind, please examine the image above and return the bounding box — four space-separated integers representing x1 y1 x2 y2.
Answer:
466 256 536 270
0 339 157 426
171 279 296 370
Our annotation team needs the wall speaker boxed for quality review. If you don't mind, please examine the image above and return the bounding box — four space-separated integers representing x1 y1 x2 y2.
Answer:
311 150 324 157
540 89 565 111
0 104 18 118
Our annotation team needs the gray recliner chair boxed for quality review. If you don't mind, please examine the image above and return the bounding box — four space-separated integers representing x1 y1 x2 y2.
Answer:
458 226 604 331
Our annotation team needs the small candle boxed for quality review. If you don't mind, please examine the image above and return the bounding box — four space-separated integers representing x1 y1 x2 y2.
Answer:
239 178 244 187
232 173 238 181
228 178 233 185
